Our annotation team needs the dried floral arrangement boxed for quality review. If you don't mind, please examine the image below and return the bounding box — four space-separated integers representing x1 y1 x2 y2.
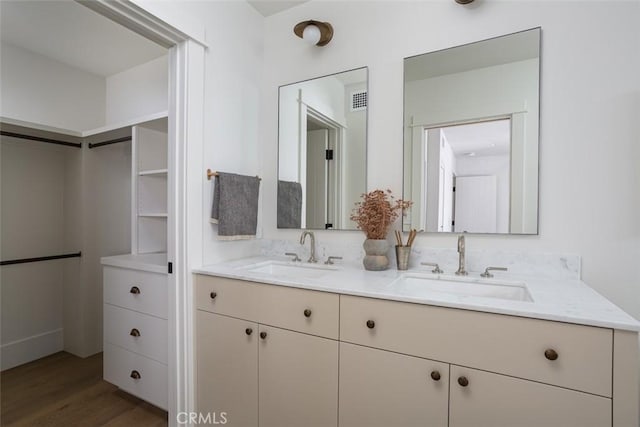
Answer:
350 189 412 240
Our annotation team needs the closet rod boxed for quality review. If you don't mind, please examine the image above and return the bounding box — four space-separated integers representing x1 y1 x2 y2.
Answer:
0 131 82 148
88 136 132 149
0 251 82 266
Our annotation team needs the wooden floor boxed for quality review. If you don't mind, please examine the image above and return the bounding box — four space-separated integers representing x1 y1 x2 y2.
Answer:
1 352 167 426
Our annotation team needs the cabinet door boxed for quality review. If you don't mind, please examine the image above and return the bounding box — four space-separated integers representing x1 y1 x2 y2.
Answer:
339 342 448 427
258 325 338 427
196 311 258 427
449 365 611 427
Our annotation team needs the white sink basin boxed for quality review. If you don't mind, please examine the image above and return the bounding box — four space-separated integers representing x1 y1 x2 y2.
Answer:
241 261 338 279
392 273 533 302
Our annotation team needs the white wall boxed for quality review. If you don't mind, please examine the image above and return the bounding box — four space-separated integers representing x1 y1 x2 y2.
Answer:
160 1 264 265
105 55 168 124
0 43 105 131
261 1 640 321
0 136 70 369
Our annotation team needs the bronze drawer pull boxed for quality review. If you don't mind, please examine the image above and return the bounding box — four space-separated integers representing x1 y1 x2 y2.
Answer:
458 376 469 387
245 328 253 336
304 309 312 318
210 292 217 300
366 320 375 329
260 331 267 340
430 371 441 381
130 286 140 294
130 328 141 337
544 348 559 361
130 370 141 380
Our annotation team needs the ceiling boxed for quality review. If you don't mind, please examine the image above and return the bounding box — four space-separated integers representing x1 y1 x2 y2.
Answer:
247 0 309 17
441 119 511 158
0 0 167 77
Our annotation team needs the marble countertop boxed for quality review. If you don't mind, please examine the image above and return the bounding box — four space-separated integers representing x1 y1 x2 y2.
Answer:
193 256 640 332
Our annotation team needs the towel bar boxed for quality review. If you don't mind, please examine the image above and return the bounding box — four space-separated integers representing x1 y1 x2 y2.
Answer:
207 169 261 181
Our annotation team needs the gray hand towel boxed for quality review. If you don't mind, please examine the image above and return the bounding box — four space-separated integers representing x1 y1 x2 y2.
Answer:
210 172 260 240
277 180 302 228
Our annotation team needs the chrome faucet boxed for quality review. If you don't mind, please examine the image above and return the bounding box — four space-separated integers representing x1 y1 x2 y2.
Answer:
299 231 317 263
455 235 468 276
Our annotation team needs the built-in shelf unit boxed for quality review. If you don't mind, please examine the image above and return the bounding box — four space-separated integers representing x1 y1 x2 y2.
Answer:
132 118 168 255
100 114 169 410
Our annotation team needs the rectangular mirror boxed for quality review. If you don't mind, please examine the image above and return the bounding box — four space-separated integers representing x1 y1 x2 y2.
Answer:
278 67 368 230
403 28 540 235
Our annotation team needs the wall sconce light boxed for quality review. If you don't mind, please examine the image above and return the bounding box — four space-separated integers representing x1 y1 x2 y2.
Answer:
455 0 475 4
293 20 333 47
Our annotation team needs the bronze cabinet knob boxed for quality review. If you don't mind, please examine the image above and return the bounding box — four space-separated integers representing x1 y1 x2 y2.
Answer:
304 309 312 318
210 291 217 300
544 349 559 361
130 286 140 294
366 320 375 329
130 328 141 337
458 376 469 387
260 331 267 340
430 371 441 381
130 370 141 380
245 328 253 336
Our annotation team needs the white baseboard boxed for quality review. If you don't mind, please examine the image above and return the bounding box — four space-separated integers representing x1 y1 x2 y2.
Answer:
1 328 64 371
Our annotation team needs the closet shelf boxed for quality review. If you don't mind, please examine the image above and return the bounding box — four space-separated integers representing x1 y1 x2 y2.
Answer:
138 213 168 218
139 169 168 176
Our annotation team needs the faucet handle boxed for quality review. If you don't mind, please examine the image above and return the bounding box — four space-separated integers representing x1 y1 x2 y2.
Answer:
421 262 443 274
285 252 301 262
324 256 343 265
481 266 508 278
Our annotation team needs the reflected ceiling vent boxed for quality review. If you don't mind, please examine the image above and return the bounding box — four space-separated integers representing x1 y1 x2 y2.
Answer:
351 90 368 112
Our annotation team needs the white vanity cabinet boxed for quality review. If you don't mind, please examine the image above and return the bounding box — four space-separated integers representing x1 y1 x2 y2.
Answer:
194 274 639 427
195 275 339 427
339 294 621 427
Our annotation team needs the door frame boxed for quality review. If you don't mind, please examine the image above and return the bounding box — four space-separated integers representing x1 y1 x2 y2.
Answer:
303 106 344 229
77 1 207 424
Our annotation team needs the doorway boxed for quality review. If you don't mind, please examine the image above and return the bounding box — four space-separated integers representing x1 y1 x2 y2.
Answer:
1 0 203 423
303 108 343 229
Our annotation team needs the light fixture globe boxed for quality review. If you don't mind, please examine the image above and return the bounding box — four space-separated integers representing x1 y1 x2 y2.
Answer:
302 24 321 45
293 20 333 46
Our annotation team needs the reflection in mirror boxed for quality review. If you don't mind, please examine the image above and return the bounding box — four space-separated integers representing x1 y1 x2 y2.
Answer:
403 28 540 235
278 67 368 230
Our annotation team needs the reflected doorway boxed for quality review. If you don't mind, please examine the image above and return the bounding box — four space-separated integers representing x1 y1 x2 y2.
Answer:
425 118 511 233
303 109 343 229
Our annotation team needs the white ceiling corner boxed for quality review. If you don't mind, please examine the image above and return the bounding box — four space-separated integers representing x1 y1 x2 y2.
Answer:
0 0 167 77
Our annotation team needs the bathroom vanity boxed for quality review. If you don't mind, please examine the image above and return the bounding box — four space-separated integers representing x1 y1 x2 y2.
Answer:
194 257 639 427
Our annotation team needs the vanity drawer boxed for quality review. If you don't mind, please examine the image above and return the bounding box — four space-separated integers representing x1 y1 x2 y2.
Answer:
104 303 168 364
340 295 612 397
103 343 168 410
195 275 339 340
104 267 168 319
